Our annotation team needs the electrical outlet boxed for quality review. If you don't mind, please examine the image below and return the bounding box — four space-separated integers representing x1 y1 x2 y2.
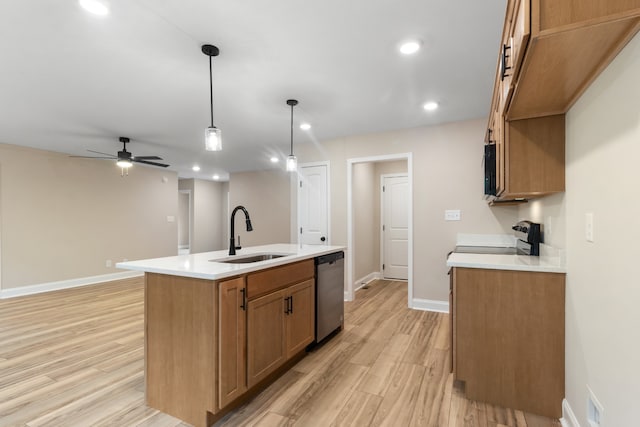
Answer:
445 210 461 221
167 215 175 223
587 386 603 427
585 213 594 242
105 259 112 268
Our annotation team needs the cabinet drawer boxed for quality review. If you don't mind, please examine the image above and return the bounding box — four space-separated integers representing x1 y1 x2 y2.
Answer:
247 259 314 300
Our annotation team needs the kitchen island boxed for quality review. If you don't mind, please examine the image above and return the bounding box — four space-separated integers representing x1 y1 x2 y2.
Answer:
117 244 345 427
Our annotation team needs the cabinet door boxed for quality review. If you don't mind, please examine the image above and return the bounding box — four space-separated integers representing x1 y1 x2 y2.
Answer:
219 277 247 408
247 289 287 388
285 279 315 359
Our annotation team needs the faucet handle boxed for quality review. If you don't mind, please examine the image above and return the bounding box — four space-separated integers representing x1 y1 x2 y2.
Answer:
235 235 242 250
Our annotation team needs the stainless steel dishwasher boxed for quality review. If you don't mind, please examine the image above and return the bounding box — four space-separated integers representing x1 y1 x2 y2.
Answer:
315 251 344 343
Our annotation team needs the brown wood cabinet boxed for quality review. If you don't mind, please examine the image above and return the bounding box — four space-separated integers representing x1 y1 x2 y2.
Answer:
285 279 315 358
451 267 565 419
247 277 315 387
486 0 640 202
247 288 287 387
218 277 247 408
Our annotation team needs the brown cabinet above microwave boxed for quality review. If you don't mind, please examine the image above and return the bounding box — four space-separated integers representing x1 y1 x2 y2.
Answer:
485 0 640 203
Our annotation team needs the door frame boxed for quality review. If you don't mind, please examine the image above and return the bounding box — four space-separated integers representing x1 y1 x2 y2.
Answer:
380 173 409 279
295 161 331 245
346 153 413 307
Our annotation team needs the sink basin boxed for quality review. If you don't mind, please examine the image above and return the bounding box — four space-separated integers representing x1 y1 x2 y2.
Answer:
212 253 290 264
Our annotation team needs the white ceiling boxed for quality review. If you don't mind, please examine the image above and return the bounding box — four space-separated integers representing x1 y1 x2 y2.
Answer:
0 0 506 180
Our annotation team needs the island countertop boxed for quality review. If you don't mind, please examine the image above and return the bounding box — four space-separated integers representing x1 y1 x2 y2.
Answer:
116 243 346 280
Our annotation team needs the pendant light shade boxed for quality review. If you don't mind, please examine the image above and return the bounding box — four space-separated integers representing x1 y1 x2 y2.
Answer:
205 126 222 151
286 99 298 172
286 155 297 172
202 44 222 151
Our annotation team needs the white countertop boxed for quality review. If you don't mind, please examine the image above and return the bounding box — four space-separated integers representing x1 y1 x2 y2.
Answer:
447 252 566 273
116 243 346 281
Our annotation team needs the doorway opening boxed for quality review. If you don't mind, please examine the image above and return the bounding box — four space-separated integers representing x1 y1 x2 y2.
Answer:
178 190 192 255
347 153 413 307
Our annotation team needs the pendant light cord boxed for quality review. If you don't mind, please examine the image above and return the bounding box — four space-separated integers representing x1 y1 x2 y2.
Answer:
209 55 214 127
290 103 294 155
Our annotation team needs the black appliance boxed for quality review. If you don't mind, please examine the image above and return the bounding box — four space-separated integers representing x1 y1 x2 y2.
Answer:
513 220 542 256
484 144 496 196
451 221 543 257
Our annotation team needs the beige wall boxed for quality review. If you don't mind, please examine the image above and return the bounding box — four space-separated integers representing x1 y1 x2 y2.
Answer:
221 181 229 246
229 170 291 248
353 162 376 282
519 34 640 426
0 143 178 289
297 119 518 302
179 178 225 253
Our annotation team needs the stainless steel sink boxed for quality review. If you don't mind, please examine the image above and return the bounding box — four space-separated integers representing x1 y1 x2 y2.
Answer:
212 253 290 264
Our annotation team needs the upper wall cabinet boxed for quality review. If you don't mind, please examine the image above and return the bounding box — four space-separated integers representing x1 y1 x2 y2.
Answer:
503 0 640 120
486 0 640 203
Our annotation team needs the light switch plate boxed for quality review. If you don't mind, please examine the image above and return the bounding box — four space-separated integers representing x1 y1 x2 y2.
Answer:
585 213 594 242
445 210 461 221
167 215 175 223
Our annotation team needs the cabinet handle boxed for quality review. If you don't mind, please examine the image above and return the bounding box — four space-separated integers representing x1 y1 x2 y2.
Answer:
284 296 290 314
240 288 246 311
290 296 294 314
500 43 512 81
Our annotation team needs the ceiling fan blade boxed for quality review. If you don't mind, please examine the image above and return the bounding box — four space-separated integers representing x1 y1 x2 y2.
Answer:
132 155 163 160
70 155 117 159
133 159 170 168
87 149 116 156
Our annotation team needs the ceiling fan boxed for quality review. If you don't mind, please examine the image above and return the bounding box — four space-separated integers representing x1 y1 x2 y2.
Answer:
71 137 169 168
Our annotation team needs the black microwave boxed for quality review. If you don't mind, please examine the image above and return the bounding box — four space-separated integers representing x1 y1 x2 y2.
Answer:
484 144 496 196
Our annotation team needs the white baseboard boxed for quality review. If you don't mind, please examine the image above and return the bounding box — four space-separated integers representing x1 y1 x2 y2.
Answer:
353 272 382 292
560 399 580 427
411 298 449 313
0 271 144 299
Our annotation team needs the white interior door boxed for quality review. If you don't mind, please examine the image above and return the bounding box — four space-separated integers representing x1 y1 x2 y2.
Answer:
382 175 408 280
298 164 329 245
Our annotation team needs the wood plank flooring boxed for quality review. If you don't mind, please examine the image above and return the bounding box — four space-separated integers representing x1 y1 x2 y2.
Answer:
0 277 561 427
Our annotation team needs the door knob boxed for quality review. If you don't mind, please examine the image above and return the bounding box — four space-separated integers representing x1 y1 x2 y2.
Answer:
320 236 326 242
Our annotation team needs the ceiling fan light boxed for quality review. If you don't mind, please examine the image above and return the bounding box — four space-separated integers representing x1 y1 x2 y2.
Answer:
286 155 297 172
205 126 222 151
116 159 132 168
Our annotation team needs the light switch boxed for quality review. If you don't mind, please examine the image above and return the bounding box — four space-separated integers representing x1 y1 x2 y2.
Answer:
167 215 175 223
585 213 594 242
445 210 461 221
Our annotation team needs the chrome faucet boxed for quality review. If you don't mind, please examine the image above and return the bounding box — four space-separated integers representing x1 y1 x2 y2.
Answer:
229 205 253 255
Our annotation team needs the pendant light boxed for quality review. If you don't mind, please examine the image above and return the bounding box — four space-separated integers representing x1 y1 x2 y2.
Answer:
286 99 298 172
202 44 222 151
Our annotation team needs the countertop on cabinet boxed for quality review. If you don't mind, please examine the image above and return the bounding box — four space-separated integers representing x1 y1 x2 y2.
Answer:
116 243 346 280
447 252 565 273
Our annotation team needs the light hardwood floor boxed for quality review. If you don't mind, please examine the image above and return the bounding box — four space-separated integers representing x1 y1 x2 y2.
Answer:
0 277 561 427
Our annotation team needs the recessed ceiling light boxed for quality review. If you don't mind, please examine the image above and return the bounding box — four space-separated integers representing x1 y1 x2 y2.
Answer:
270 156 279 163
399 40 422 55
423 101 439 111
300 123 311 131
212 174 220 180
78 0 109 16
192 165 201 172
